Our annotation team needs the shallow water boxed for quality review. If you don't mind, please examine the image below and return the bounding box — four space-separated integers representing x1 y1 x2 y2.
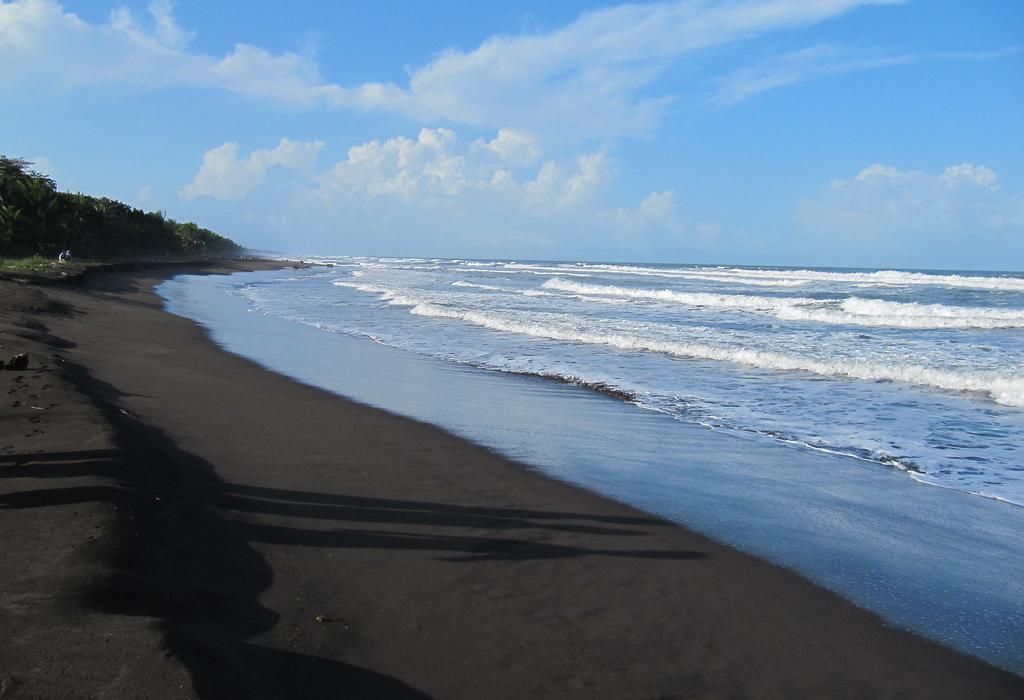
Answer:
159 265 1024 674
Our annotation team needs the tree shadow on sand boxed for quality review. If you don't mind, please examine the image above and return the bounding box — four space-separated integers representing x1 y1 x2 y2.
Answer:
1 360 705 698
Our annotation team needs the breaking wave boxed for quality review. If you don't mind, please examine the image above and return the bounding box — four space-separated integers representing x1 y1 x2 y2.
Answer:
407 302 1024 406
451 281 506 291
548 263 810 286
541 278 1024 329
541 278 819 309
778 298 1024 329
694 267 1024 292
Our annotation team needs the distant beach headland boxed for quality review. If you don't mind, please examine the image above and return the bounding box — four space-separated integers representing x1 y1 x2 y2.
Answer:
0 155 242 278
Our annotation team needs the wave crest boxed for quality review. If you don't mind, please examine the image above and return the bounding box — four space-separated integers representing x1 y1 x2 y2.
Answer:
541 278 1024 329
408 302 1024 406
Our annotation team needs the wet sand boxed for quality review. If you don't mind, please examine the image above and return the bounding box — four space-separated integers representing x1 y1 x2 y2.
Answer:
1 262 1021 698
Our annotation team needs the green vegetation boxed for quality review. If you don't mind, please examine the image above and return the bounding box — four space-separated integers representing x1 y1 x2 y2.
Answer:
0 255 52 270
0 155 242 260
0 255 53 271
0 256 77 279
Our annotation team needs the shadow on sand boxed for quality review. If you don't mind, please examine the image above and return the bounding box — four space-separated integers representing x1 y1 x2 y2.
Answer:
1 350 705 698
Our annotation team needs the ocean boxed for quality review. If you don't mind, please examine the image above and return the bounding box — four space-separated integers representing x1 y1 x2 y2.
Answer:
159 258 1024 673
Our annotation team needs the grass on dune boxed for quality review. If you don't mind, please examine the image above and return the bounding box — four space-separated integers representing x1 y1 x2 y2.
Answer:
0 256 84 277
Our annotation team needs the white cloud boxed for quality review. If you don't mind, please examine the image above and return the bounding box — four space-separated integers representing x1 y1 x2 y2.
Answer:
605 190 686 236
311 128 614 210
315 128 470 199
0 0 332 106
522 153 616 209
146 0 192 49
472 129 541 166
134 184 154 206
182 138 324 201
797 162 1024 238
709 44 1022 107
1 0 897 139
182 130 693 256
26 154 56 179
108 0 192 49
940 163 1000 190
333 0 898 139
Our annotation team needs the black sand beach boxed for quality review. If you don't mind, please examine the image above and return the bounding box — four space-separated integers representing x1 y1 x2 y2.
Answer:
2 262 1022 698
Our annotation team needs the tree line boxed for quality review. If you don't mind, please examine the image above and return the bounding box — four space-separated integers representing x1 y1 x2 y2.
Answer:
0 155 242 259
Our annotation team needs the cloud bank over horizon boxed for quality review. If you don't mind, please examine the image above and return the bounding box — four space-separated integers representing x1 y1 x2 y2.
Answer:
798 162 1024 242
182 129 690 259
179 132 1023 265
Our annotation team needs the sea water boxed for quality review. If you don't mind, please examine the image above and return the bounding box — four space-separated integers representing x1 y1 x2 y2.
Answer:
159 258 1024 673
245 258 1024 504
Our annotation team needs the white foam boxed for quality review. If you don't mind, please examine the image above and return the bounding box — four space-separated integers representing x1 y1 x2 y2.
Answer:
706 267 1024 292
451 281 505 291
541 278 1024 329
561 264 810 287
334 278 489 313
777 298 1024 329
521 263 1024 291
494 262 806 286
677 273 808 287
841 297 1024 321
332 280 405 297
541 278 820 310
408 303 1024 406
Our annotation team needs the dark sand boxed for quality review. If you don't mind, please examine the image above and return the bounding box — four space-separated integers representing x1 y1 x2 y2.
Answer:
1 262 1021 699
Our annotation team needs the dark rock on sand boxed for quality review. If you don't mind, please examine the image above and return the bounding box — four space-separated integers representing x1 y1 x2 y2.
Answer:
2 354 28 371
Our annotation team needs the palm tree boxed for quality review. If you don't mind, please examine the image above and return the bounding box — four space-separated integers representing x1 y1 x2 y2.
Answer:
15 177 65 252
0 202 23 249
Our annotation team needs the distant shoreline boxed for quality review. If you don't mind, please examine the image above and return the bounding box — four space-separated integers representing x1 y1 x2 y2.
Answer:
0 254 308 284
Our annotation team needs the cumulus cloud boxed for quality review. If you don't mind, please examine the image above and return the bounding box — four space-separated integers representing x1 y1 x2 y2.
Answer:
797 162 1024 238
472 129 541 166
605 191 686 236
939 163 1000 190
180 130 694 256
314 128 471 199
1 0 896 138
182 138 324 201
309 128 616 211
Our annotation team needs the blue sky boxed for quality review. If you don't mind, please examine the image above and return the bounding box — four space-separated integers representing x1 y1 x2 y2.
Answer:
2 0 1022 268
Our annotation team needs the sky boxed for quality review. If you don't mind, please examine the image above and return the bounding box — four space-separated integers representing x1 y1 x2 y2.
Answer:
2 0 1022 269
